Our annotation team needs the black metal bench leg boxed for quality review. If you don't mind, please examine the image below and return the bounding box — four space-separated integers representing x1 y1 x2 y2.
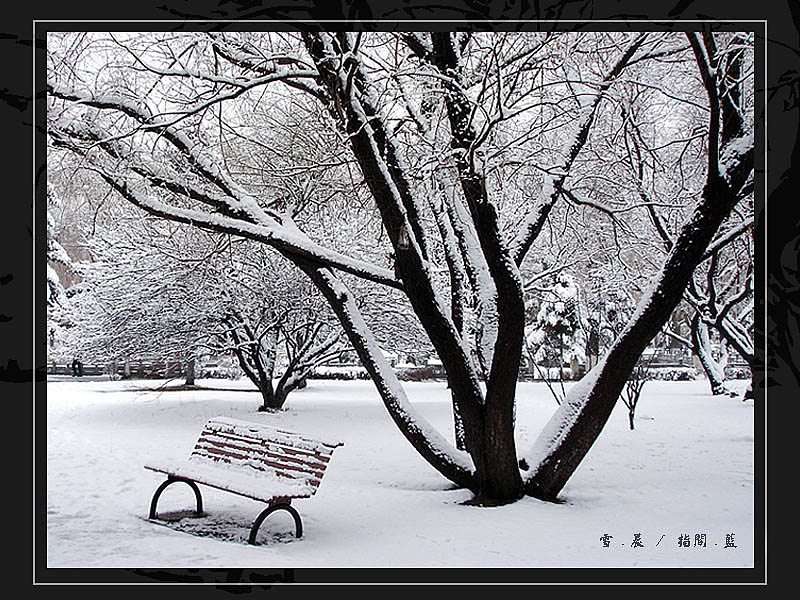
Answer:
248 503 302 545
149 476 204 519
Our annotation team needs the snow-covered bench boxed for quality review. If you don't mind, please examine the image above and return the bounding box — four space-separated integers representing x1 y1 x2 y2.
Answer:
145 416 343 544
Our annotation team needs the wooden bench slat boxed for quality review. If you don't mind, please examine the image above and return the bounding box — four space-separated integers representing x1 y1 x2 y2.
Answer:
193 446 327 475
195 431 333 468
201 427 338 458
192 444 326 482
186 452 324 489
193 435 330 476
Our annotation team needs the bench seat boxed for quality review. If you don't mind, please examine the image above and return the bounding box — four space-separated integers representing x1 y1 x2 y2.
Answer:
145 416 343 544
145 457 315 503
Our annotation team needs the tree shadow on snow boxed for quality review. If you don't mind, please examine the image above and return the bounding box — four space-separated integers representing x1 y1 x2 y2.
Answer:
95 382 261 394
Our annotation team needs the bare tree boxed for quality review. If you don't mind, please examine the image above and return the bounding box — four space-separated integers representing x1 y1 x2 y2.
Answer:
620 354 655 430
619 32 755 398
68 213 346 407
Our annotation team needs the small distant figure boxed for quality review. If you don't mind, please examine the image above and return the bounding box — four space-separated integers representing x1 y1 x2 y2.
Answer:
71 358 83 377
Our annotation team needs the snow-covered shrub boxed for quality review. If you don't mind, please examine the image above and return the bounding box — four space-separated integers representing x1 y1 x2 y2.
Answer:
724 366 751 380
525 274 586 370
396 366 443 381
200 364 241 379
650 367 697 381
309 365 370 380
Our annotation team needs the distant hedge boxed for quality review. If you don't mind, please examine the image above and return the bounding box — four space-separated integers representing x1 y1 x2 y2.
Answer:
308 366 370 380
649 367 697 381
396 366 444 381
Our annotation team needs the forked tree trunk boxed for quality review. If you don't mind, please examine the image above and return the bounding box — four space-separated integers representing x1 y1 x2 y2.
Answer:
225 321 285 411
230 343 281 412
257 381 280 411
300 30 756 505
273 373 308 409
303 32 523 502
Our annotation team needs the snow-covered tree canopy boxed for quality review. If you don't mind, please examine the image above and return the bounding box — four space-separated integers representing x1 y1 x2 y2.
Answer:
47 30 754 504
46 184 73 311
66 210 354 407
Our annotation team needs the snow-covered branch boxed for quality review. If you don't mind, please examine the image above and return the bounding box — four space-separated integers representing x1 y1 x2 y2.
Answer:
511 33 648 266
48 113 403 292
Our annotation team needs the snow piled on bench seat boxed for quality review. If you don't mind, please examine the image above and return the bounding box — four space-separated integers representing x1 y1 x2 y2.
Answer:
205 416 344 451
145 457 316 502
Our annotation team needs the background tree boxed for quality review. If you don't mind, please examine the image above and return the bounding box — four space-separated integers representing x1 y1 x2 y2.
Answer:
525 272 585 404
67 211 347 408
621 32 755 397
687 242 755 394
620 354 655 430
46 184 74 344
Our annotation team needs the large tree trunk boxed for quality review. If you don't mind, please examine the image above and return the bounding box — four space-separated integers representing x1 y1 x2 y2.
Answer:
429 32 528 503
303 32 523 502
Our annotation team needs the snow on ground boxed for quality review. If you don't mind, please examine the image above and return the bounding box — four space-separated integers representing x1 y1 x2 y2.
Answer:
44 377 755 569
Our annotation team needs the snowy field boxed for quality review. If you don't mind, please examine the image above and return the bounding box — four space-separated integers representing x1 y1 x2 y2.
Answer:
44 377 755 570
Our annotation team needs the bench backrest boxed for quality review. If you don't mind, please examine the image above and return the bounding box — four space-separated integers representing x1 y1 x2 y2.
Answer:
190 417 343 495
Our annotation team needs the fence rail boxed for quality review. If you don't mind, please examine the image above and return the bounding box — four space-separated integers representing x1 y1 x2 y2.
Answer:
48 360 189 379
